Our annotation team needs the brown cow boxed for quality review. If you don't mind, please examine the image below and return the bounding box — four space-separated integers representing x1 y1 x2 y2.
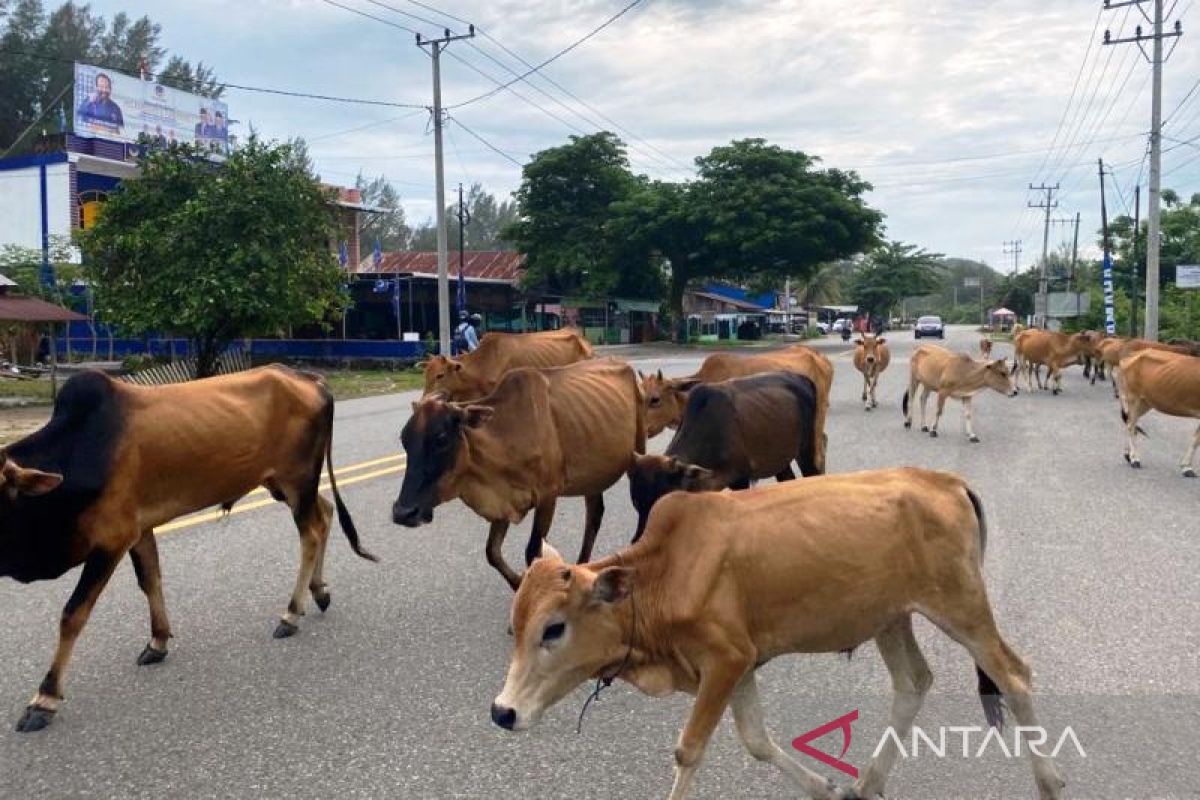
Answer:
393 358 644 589
852 334 890 410
1097 336 1126 396
903 345 1017 442
640 345 832 470
979 337 993 359
1012 329 1090 394
0 366 376 732
492 469 1064 800
421 328 593 401
1118 348 1200 476
1110 338 1200 399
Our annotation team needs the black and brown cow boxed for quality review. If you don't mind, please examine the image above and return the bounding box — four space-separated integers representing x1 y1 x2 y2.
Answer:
0 366 376 732
627 372 821 541
393 358 645 589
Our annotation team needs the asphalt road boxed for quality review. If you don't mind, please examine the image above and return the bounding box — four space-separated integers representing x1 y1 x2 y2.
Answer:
1 326 1196 800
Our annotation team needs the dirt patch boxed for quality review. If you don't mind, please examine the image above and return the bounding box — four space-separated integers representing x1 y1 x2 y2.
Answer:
0 406 51 445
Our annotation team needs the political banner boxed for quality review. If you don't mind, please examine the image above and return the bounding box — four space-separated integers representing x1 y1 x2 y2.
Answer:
73 62 230 153
1103 252 1116 335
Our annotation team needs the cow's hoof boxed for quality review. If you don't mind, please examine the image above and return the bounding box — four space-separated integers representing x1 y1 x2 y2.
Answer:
1129 459 1142 470
136 644 168 666
1183 467 1197 478
314 591 331 612
863 406 872 413
903 420 912 429
929 430 938 438
273 620 299 639
15 705 54 733
871 400 879 408
1053 389 1061 396
969 435 981 443
920 425 929 432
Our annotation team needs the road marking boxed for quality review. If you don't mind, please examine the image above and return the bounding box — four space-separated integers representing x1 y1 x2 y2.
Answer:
154 457 407 536
236 453 406 500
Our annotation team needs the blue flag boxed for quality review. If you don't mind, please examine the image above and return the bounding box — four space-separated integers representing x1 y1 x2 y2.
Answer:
338 241 348 268
1103 252 1116 335
456 261 467 316
373 239 383 268
392 274 402 322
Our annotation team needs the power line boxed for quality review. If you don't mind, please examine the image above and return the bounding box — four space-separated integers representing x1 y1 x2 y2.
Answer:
0 47 427 108
448 115 524 167
446 0 648 110
317 0 421 35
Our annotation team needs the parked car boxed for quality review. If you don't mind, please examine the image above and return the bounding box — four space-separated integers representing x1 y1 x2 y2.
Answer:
814 321 830 335
913 315 945 339
831 318 850 333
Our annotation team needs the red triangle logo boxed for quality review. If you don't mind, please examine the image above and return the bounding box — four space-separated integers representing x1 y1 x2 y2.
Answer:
791 709 859 779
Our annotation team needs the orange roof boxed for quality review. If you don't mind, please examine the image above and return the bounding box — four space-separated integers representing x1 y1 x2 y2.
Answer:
360 251 525 282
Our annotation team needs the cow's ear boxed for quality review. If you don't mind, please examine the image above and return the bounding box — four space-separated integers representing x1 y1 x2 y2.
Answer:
876 337 887 345
451 361 464 372
462 405 494 428
591 566 633 605
414 360 429 370
674 379 701 393
655 369 663 381
3 464 63 497
680 464 715 490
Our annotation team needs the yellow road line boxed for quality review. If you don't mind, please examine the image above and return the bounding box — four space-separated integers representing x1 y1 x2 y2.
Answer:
155 460 407 536
238 453 406 499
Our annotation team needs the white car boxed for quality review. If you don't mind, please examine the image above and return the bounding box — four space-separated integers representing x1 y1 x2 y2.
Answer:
814 321 830 335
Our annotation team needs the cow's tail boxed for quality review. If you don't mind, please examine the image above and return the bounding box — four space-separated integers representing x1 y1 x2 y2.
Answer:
964 486 1004 729
1118 405 1148 437
322 393 379 563
901 389 910 417
796 377 822 476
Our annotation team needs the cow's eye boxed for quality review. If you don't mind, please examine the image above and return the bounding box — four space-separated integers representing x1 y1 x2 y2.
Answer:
541 622 566 645
648 397 661 408
434 431 449 446
436 372 446 380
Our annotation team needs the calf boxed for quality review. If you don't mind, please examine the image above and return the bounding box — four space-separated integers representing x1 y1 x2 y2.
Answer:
393 359 644 589
492 469 1064 800
903 345 1017 442
627 372 820 541
1013 329 1090 393
1117 348 1200 475
420 328 593 401
0 367 376 732
640 345 832 470
852 335 890 410
979 337 993 359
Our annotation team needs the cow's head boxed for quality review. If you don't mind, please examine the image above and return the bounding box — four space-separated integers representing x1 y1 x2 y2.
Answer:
392 395 493 527
0 452 62 502
639 370 698 437
420 355 485 400
492 554 634 732
856 335 887 367
626 454 718 542
982 358 1018 397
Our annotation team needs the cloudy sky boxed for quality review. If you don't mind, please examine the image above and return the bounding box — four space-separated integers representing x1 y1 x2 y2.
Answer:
87 0 1200 269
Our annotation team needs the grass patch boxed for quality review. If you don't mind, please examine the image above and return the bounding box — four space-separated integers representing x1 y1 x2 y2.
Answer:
318 368 426 400
0 378 55 404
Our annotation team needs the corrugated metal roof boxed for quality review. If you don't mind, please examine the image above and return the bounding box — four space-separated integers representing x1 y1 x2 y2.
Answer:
689 291 768 312
0 294 89 322
359 251 525 283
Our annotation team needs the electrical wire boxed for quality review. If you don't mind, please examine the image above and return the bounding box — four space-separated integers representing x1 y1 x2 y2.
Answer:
447 115 524 167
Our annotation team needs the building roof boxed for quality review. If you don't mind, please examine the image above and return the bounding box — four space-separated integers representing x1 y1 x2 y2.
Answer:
688 290 769 312
0 293 89 322
359 251 525 283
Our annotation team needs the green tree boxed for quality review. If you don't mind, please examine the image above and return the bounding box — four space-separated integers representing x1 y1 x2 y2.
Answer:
504 132 639 297
82 138 347 377
356 173 411 252
847 241 943 319
0 0 47 149
405 183 519 252
157 55 223 99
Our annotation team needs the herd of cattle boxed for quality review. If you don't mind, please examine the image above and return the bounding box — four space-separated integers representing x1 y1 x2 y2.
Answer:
1 322 1197 799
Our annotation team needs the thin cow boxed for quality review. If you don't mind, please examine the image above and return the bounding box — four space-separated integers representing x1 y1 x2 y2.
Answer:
903 345 1017 442
640 345 833 470
1012 329 1090 394
0 366 376 732
420 328 593 401
393 358 644 589
852 334 890 410
1117 348 1200 476
492 469 1065 800
627 371 821 541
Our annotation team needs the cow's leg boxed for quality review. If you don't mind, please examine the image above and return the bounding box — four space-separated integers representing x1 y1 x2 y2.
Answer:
308 495 334 612
669 656 752 800
1051 365 1063 395
523 497 559 567
486 520 523 591
904 378 918 428
1179 421 1200 478
929 391 949 437
276 489 330 639
870 373 880 408
963 396 980 443
861 373 869 405
1111 366 1121 398
853 618 932 799
129 529 172 665
775 465 796 482
730 670 840 799
918 386 932 432
1123 399 1148 469
17 548 124 732
577 494 605 564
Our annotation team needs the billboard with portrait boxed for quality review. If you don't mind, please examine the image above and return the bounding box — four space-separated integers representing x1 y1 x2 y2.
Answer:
73 62 230 153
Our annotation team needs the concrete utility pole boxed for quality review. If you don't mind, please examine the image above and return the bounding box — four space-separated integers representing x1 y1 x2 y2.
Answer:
417 26 475 355
1028 183 1059 328
1003 240 1023 275
1104 0 1184 340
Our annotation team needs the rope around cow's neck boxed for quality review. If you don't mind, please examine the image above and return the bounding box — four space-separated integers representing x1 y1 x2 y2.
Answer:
576 556 637 735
